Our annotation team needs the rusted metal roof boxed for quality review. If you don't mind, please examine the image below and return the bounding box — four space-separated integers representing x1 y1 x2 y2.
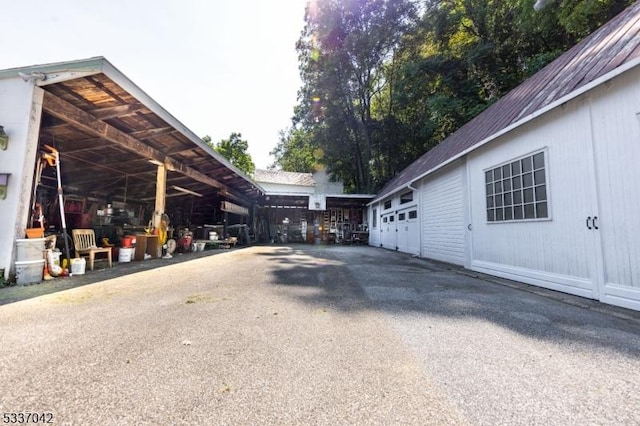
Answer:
374 1 640 203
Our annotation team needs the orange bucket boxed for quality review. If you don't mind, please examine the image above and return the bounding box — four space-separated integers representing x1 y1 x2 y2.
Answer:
121 236 133 248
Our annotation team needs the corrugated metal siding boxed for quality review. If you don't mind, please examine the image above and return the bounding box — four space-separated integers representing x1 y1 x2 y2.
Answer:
376 1 640 202
421 167 465 266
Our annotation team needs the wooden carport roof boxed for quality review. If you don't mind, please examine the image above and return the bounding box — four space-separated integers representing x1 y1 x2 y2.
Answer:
3 57 264 206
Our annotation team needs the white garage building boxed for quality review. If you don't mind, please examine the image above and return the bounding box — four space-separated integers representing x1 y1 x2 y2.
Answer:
368 3 640 311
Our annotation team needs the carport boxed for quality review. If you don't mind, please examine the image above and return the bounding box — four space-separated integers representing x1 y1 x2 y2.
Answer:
1 57 263 275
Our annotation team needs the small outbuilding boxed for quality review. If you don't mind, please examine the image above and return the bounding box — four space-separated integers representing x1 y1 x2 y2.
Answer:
367 3 640 311
254 168 374 244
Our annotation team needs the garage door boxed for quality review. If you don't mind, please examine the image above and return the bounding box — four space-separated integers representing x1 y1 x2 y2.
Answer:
396 206 420 255
421 166 466 265
380 212 397 250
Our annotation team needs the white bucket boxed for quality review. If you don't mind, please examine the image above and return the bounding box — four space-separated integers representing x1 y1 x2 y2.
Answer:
16 238 45 261
52 251 61 266
209 232 218 241
15 259 44 285
118 247 134 263
70 258 86 275
45 250 63 277
196 242 206 252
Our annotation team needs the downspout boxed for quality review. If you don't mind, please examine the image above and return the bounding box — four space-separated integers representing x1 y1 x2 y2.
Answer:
407 180 422 257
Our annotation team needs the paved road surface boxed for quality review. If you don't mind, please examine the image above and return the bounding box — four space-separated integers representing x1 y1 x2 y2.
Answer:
1 245 639 425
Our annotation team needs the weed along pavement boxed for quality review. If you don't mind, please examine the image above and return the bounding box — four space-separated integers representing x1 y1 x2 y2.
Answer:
1 245 639 425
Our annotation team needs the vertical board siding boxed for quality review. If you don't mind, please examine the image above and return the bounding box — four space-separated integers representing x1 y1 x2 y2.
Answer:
421 167 465 265
468 100 597 296
589 70 640 307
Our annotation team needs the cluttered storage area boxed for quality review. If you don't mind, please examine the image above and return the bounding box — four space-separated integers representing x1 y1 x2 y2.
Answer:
5 59 262 284
255 196 371 245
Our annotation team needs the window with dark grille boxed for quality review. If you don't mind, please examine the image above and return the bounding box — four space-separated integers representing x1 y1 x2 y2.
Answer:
485 151 548 222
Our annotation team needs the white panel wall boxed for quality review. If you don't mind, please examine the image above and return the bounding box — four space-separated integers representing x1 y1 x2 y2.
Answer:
0 81 42 279
421 164 466 266
588 69 640 310
467 98 598 298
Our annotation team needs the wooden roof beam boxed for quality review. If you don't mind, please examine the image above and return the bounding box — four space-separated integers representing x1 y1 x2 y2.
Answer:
89 103 146 120
42 90 235 196
128 126 176 140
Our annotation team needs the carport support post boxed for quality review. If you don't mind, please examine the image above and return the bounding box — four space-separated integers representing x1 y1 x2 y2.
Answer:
153 164 166 230
223 211 228 239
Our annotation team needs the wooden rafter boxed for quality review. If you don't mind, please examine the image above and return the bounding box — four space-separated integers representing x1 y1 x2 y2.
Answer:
128 126 176 140
42 90 236 197
89 103 146 120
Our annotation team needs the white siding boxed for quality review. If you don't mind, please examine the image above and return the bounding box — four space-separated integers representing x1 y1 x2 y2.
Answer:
588 69 640 310
421 165 466 265
468 99 598 298
0 81 42 279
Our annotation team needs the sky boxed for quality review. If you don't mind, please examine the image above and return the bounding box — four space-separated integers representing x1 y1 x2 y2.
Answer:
0 0 309 169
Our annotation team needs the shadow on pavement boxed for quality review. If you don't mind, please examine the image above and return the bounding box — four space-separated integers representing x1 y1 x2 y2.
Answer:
263 244 640 358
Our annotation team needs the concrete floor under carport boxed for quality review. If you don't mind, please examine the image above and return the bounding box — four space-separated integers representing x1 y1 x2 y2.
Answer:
1 245 639 424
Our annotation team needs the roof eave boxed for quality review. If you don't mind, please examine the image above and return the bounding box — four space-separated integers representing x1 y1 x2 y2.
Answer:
369 55 640 206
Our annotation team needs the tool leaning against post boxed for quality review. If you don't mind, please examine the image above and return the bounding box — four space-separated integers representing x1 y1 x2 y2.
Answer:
43 145 72 271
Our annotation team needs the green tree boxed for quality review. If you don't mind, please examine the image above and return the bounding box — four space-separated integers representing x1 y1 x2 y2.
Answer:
297 0 418 193
269 127 318 172
278 0 634 193
204 133 255 176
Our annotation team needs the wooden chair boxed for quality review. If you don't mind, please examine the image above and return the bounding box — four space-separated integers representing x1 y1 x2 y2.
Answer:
71 229 112 271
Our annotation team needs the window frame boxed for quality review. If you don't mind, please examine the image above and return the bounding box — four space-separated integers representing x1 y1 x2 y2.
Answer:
484 148 551 224
399 191 414 205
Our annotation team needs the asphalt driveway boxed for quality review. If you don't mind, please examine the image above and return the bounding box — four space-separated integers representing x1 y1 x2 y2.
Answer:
1 245 639 425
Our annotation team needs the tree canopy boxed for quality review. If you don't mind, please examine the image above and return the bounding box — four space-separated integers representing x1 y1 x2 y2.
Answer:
203 133 256 176
272 0 633 193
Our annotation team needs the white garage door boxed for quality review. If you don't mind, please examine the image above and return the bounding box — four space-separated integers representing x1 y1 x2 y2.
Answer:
380 211 397 250
397 206 420 255
421 165 466 266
